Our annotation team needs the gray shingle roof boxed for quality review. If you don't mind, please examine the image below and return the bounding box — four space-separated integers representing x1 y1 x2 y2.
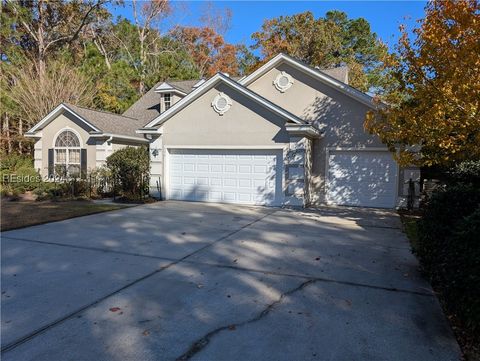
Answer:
122 79 206 124
321 66 349 84
122 81 163 124
123 68 348 126
169 79 200 94
65 103 145 138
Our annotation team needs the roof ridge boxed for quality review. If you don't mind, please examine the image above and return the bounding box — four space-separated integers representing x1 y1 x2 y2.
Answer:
167 78 201 83
65 103 140 121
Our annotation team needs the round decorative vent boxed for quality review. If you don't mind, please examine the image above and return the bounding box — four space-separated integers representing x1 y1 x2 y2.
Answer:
273 71 294 92
211 92 232 115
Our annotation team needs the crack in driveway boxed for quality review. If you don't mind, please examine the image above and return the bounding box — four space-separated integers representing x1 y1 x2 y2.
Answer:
175 279 317 361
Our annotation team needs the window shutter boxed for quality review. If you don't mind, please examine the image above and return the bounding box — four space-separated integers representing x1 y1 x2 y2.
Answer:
80 149 87 179
48 149 54 178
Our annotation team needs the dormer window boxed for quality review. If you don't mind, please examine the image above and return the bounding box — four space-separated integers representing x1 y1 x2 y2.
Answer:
163 93 171 110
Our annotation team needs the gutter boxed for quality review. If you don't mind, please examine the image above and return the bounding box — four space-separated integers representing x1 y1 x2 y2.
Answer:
24 132 42 138
285 124 323 138
89 133 149 143
136 128 161 135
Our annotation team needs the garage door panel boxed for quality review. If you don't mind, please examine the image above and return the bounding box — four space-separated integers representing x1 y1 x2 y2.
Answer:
327 151 397 208
168 149 282 206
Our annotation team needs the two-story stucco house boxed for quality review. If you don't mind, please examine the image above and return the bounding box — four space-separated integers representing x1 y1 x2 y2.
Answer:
26 53 419 208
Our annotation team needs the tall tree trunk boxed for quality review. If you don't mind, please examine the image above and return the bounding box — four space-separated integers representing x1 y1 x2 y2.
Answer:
94 38 112 70
36 0 46 82
18 118 23 154
2 114 13 154
138 28 147 94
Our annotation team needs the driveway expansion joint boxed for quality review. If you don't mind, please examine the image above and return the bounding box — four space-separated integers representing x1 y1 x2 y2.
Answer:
181 260 435 297
175 279 318 361
1 236 178 262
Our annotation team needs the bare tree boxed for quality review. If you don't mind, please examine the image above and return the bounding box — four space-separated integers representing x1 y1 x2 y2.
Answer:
131 0 170 94
6 60 95 137
199 2 232 35
7 0 108 81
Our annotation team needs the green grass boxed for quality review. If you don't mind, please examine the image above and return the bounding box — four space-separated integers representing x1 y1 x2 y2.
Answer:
400 214 420 252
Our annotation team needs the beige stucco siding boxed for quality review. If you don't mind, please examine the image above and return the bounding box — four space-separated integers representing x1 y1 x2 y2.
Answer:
247 62 383 147
38 113 97 177
150 83 299 203
37 112 144 177
247 62 389 204
161 83 290 146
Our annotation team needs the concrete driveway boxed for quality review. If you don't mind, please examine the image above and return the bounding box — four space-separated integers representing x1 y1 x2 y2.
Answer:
1 201 460 361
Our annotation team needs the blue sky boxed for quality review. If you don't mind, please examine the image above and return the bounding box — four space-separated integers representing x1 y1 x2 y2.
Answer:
111 1 427 52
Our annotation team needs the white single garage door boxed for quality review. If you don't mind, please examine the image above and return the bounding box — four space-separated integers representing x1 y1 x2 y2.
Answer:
327 150 398 208
168 149 283 206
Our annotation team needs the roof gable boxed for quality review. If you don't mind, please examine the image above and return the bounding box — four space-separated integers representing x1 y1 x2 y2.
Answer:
240 53 377 109
142 73 306 129
27 104 101 134
27 103 146 141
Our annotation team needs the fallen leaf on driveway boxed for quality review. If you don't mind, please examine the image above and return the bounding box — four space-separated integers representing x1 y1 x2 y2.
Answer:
109 307 121 312
142 330 150 336
228 325 236 331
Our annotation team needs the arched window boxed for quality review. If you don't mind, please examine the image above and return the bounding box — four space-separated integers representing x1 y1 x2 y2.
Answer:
54 130 81 177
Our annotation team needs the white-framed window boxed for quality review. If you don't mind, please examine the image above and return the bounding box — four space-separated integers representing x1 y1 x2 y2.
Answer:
54 130 81 177
163 93 171 110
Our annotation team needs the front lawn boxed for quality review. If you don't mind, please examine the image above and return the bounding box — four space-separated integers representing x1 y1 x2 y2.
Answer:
1 200 127 231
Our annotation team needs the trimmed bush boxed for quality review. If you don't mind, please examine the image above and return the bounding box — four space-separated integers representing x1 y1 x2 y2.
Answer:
106 146 149 199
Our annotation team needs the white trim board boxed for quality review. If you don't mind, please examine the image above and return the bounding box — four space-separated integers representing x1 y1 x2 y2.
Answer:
144 73 306 129
165 145 287 150
154 82 187 95
240 53 381 109
28 103 101 133
90 133 149 143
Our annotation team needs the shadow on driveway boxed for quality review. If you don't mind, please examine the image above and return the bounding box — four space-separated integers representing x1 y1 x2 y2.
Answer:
1 201 461 361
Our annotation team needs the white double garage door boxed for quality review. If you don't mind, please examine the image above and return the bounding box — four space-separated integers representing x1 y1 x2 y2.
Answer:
167 148 398 208
168 149 283 206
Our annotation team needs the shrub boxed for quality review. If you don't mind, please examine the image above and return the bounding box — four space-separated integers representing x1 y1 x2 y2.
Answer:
416 180 480 341
106 147 149 199
417 183 480 275
440 207 480 334
0 153 41 195
32 178 89 200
